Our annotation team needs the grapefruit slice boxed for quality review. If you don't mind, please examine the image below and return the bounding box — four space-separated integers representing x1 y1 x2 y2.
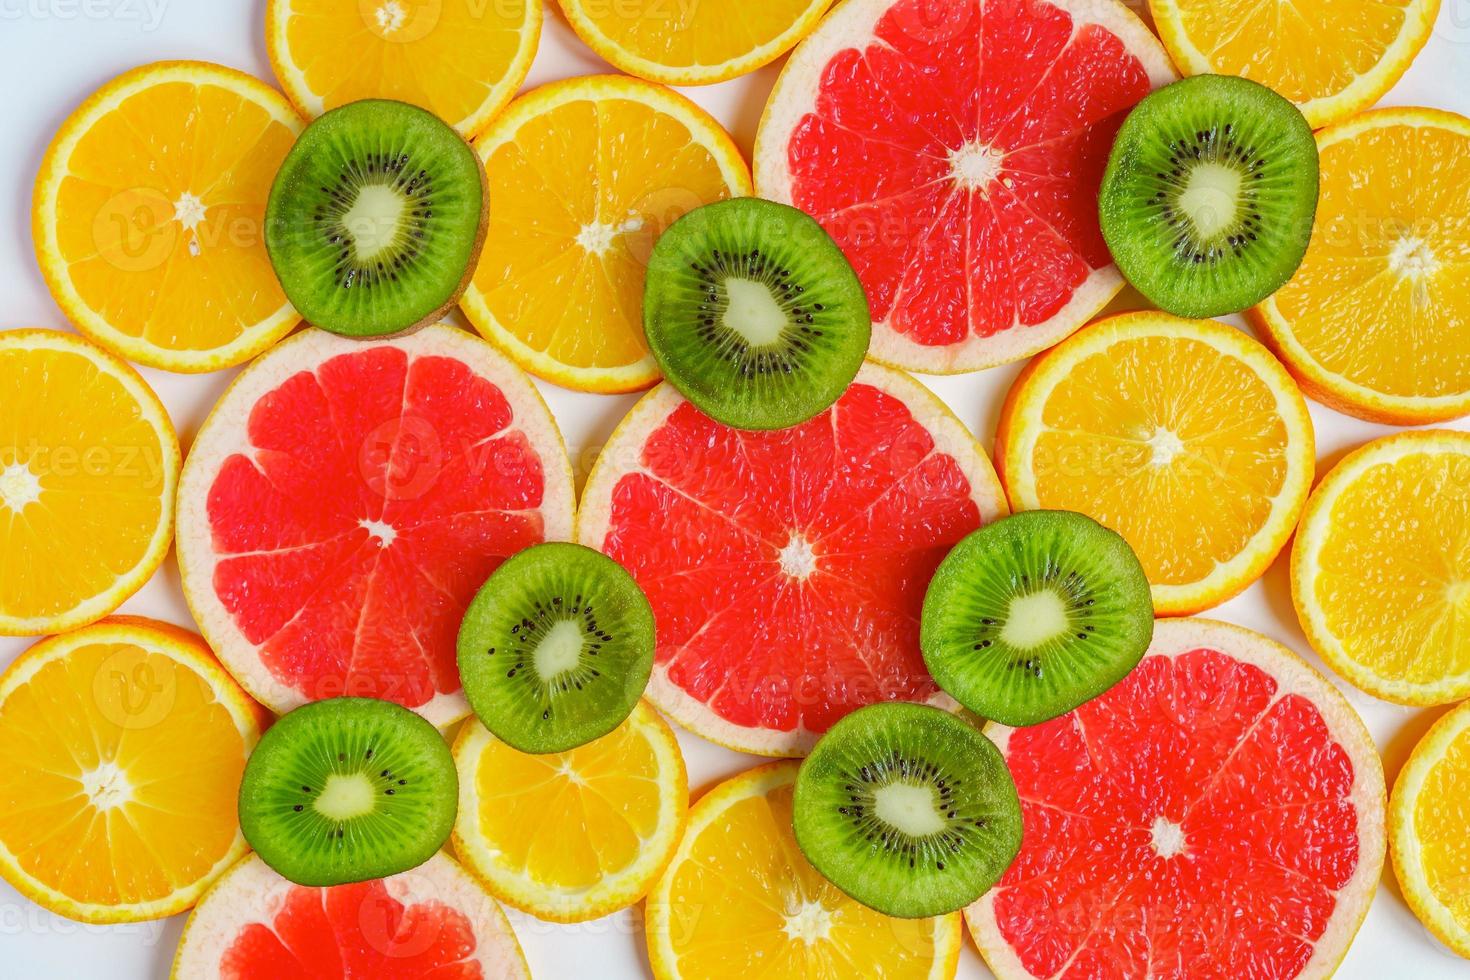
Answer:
576 362 1006 756
172 852 528 978
755 0 1176 373
968 618 1386 979
177 324 575 726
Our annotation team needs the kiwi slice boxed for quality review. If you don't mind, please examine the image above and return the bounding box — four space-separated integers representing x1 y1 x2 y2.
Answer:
1099 74 1318 318
643 198 870 430
265 99 488 338
921 511 1153 727
238 697 456 886
457 542 656 754
793 702 1022 918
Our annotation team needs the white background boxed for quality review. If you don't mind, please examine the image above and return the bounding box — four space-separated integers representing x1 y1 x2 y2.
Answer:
2 1 1469 977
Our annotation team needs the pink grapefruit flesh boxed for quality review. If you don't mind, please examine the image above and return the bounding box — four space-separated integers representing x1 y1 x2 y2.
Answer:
969 618 1386 980
177 326 574 726
576 362 1007 756
172 853 528 979
756 0 1176 372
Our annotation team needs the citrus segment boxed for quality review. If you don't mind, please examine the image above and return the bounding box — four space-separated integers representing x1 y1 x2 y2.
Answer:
460 75 752 393
560 0 834 85
1148 0 1440 128
33 62 302 372
0 329 179 636
0 618 264 923
172 852 529 978
646 762 962 980
996 312 1314 615
1292 430 1470 705
755 0 1175 372
1252 108 1470 424
1391 699 1470 959
177 325 575 725
577 362 1006 756
969 619 1385 979
452 700 687 922
267 0 541 139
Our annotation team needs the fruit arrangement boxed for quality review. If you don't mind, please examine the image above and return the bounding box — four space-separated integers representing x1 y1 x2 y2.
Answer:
2 0 1468 978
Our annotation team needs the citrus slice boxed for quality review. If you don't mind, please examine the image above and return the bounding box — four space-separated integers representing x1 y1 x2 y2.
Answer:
646 761 962 980
1251 108 1470 425
0 617 265 924
1148 0 1440 129
266 0 541 140
1391 698 1470 959
1293 430 1470 705
33 61 302 373
576 362 1006 756
560 0 834 85
0 329 180 635
969 618 1386 979
452 700 687 922
176 324 575 725
754 0 1175 372
172 851 529 978
460 74 752 393
995 312 1314 615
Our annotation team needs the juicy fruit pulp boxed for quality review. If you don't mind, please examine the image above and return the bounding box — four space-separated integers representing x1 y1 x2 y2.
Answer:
646 762 964 979
173 852 529 979
921 510 1153 726
457 542 655 753
644 198 870 430
266 99 487 337
238 697 457 886
793 703 1022 918
176 326 574 725
576 363 1006 756
757 0 1175 371
969 619 1385 979
0 331 179 635
1100 74 1319 317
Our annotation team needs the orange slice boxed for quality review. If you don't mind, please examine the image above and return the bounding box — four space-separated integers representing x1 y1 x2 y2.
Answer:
646 762 962 980
452 700 686 922
996 312 1314 615
1251 108 1470 425
266 0 541 140
1148 0 1440 128
1293 430 1470 705
0 330 179 636
560 0 834 85
0 618 265 923
1392 698 1470 959
459 75 752 393
33 62 302 373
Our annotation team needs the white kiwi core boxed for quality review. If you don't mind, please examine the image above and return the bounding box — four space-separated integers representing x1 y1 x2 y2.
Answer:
722 277 788 347
1177 163 1242 239
313 772 377 821
342 184 407 261
533 619 585 683
873 782 947 837
1000 590 1070 650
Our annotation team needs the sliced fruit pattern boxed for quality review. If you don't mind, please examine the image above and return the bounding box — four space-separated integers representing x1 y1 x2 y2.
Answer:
577 363 1006 756
173 852 529 978
757 0 1176 371
970 620 1385 979
177 326 574 726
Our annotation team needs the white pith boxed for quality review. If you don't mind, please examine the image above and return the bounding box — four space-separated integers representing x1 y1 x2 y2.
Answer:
1000 590 1070 650
949 141 1004 192
313 773 376 821
80 762 133 813
575 216 643 257
1150 816 1186 859
783 900 835 945
374 0 406 34
1147 426 1186 467
533 619 585 683
874 782 947 837
971 618 1387 980
358 518 396 547
777 533 818 580
723 277 789 347
0 460 42 512
1176 162 1241 239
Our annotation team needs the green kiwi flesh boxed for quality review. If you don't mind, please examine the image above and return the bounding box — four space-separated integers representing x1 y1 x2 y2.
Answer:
643 198 870 431
238 697 457 886
1099 74 1318 318
921 510 1153 727
266 99 487 337
793 702 1022 918
457 542 655 754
